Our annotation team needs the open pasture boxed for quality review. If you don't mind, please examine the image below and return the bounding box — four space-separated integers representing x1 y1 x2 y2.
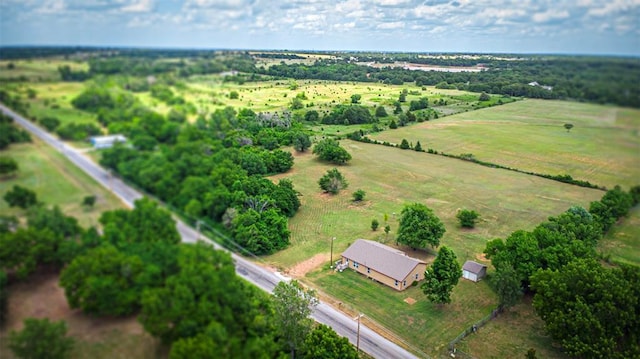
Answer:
0 59 87 82
369 99 640 189
266 140 603 269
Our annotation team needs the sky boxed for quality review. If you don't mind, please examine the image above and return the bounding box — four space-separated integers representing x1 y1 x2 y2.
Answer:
1 0 639 56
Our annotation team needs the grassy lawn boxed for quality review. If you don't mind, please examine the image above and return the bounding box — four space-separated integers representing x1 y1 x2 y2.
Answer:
598 205 640 266
308 267 498 357
457 295 568 359
0 59 87 81
0 138 124 228
369 99 640 189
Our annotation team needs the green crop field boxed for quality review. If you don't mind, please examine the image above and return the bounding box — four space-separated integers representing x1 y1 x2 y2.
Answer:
369 99 640 189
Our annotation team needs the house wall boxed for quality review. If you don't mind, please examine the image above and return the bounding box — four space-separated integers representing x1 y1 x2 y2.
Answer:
341 257 426 291
463 270 478 282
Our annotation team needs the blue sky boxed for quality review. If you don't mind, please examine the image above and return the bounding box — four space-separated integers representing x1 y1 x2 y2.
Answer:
1 0 639 56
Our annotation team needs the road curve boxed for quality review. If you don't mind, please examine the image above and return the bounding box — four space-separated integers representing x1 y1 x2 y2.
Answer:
1 103 420 359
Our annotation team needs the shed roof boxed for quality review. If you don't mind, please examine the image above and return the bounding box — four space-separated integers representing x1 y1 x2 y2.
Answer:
462 260 487 274
90 134 126 144
341 239 426 281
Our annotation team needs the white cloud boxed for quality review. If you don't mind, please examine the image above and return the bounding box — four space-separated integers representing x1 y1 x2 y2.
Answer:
374 0 411 6
587 0 640 17
36 0 66 14
532 9 570 23
121 0 153 13
377 21 405 29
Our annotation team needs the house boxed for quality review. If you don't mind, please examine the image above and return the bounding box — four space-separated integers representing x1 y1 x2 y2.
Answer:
462 261 487 282
89 135 126 149
340 239 427 291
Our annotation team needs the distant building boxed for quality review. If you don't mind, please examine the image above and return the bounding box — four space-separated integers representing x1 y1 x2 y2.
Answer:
340 239 427 291
89 135 126 149
462 261 487 282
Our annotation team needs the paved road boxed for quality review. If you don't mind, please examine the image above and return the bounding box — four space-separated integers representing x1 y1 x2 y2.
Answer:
1 103 420 359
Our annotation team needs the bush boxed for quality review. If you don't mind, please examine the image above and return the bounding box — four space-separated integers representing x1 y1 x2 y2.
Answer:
457 209 479 228
371 219 379 231
9 318 74 359
318 168 348 194
352 189 366 202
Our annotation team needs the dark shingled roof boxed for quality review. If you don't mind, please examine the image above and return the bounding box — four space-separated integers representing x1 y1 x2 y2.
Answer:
341 239 426 281
462 260 487 275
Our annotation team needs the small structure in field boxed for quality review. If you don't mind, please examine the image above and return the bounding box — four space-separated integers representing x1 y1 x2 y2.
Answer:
89 134 126 149
462 260 487 282
340 239 426 291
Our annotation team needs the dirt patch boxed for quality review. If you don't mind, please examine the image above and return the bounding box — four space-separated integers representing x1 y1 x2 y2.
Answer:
2 271 144 341
404 297 417 305
287 253 330 278
475 253 489 262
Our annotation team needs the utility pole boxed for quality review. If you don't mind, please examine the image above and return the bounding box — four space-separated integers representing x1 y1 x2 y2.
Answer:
330 237 335 268
354 313 363 352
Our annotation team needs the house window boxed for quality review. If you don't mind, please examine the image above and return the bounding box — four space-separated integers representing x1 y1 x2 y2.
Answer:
394 280 398 286
354 262 359 268
403 280 407 287
415 273 419 280
367 267 370 274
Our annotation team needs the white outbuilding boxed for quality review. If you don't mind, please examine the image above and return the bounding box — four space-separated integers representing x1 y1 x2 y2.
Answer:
462 260 487 282
89 135 126 149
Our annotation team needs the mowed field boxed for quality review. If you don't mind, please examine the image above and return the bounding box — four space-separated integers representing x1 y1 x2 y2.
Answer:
0 139 164 358
266 140 603 357
370 99 640 189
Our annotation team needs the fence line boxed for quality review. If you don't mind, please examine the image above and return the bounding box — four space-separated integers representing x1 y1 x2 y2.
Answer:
448 306 503 357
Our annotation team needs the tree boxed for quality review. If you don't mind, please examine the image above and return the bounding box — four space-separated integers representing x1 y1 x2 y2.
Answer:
312 139 352 165
304 110 319 122
9 318 74 359
490 264 523 308
38 116 61 131
479 92 491 101
371 219 379 231
421 246 461 304
399 89 407 102
59 245 145 316
352 189 366 202
318 168 348 194
302 324 359 359
456 209 479 228
231 208 290 255
531 259 639 358
414 141 423 152
290 97 304 110
564 123 574 132
393 101 402 114
273 280 319 359
389 119 398 129
399 139 410 149
384 225 390 236
0 156 18 176
3 185 38 209
375 105 388 118
293 132 312 152
139 243 264 344
350 94 361 104
82 195 96 208
397 203 446 249
229 90 239 99
0 270 8 325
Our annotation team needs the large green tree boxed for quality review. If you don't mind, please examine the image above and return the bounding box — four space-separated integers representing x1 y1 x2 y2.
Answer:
273 280 319 359
490 263 523 308
0 156 18 176
302 324 359 359
59 245 145 316
531 259 640 358
312 139 352 165
3 185 38 209
397 203 445 249
9 318 74 359
421 246 461 304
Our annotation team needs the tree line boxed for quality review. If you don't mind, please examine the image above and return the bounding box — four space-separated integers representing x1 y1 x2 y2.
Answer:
1 193 358 359
484 185 640 358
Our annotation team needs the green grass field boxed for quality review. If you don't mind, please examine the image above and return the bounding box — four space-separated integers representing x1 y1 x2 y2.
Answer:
0 59 87 82
0 138 124 228
598 206 640 266
369 99 640 189
265 140 605 357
